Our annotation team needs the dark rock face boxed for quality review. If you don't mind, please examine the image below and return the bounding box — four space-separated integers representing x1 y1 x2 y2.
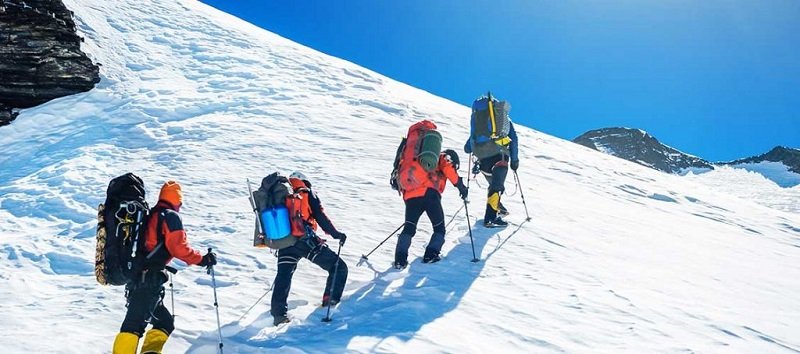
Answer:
0 0 100 125
723 146 800 174
0 103 19 125
573 127 714 174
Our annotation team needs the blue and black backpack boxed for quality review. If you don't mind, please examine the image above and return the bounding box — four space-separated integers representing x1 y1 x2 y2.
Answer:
469 92 512 159
249 172 299 250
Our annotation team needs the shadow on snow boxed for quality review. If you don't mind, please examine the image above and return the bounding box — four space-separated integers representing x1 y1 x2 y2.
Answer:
188 220 527 352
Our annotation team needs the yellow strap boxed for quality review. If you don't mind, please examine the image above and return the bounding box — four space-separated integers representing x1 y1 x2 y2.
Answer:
488 99 497 137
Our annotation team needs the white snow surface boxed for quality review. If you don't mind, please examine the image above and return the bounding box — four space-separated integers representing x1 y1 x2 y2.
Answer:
1 0 800 353
728 161 800 189
685 166 800 214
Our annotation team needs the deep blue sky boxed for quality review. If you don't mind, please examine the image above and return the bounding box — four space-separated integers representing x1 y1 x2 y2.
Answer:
200 0 799 161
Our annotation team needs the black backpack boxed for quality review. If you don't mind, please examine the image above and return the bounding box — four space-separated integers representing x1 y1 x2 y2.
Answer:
94 173 150 286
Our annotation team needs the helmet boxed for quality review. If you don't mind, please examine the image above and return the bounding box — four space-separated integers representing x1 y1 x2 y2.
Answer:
288 171 312 188
289 171 308 182
443 149 460 170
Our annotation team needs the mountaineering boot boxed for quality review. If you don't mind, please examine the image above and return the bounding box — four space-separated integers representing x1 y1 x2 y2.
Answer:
484 217 509 228
140 328 168 354
393 260 408 270
422 248 442 264
422 254 442 264
393 246 409 270
321 295 339 307
498 202 510 217
273 313 291 326
112 332 140 354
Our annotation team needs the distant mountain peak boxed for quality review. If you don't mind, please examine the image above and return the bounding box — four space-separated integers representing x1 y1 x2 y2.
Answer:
573 128 800 187
724 146 800 172
721 145 800 186
573 127 714 174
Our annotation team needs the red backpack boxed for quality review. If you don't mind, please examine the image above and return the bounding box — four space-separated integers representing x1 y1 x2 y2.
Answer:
393 120 443 193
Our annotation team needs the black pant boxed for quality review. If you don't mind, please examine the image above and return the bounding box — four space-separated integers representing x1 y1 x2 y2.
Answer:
271 234 348 317
120 269 174 336
395 188 446 263
479 154 509 221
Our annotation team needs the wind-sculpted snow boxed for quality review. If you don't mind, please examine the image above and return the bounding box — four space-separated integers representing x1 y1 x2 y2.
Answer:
0 0 799 353
686 166 800 214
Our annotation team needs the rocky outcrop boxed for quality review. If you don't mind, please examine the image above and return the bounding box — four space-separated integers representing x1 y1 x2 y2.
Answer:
0 103 18 125
573 127 714 174
0 0 100 125
723 146 800 174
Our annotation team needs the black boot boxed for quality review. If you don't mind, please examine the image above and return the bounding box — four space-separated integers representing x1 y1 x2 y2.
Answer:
498 202 509 217
422 248 442 264
273 313 291 326
321 295 339 307
393 257 408 270
394 233 412 270
484 217 509 228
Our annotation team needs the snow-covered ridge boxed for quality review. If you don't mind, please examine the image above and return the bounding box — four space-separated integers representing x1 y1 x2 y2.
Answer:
1 0 799 353
573 128 800 212
573 127 714 174
721 146 800 188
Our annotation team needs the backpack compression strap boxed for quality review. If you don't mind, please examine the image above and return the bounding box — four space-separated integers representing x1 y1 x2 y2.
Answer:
488 94 497 138
486 92 512 146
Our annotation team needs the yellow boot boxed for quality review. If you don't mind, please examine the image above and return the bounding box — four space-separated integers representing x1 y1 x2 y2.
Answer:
112 332 140 354
140 328 169 354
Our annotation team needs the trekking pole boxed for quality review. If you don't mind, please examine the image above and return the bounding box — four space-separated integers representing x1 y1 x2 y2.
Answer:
444 203 464 230
169 273 175 317
360 223 403 261
237 282 274 323
206 248 224 354
465 155 479 263
514 171 532 221
466 154 473 190
322 241 343 322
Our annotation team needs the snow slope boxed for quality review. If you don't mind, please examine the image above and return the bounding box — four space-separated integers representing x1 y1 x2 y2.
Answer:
685 166 800 214
1 0 800 353
727 162 800 189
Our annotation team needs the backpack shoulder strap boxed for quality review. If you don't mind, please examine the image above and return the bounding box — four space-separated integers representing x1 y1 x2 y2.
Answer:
146 209 167 260
393 137 407 171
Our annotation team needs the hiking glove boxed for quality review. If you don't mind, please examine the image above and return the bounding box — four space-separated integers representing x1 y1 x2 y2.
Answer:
456 178 469 200
199 251 217 267
332 231 347 245
511 160 519 171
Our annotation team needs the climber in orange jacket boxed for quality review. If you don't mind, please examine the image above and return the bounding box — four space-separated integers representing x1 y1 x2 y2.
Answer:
112 181 217 354
392 144 468 269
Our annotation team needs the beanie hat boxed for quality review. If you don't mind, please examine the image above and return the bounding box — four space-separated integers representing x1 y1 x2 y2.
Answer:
159 180 183 208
